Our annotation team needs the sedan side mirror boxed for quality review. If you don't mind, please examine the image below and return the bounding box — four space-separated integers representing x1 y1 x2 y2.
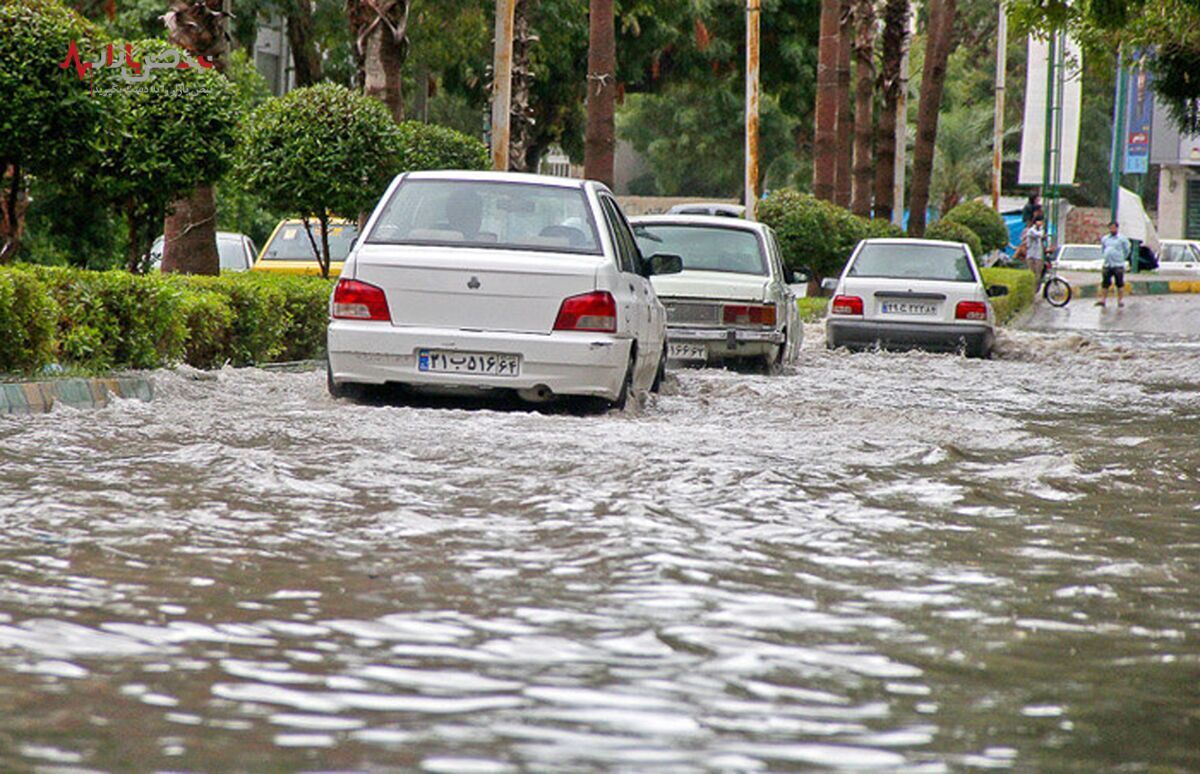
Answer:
645 253 684 276
821 277 840 291
986 284 1009 298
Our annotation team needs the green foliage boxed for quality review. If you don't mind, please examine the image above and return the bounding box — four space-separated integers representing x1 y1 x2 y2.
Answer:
0 268 58 372
796 296 828 322
236 83 405 221
21 174 126 270
0 266 333 374
88 38 240 264
395 120 490 173
757 189 898 279
981 267 1036 325
925 220 984 258
0 0 101 176
943 201 1010 254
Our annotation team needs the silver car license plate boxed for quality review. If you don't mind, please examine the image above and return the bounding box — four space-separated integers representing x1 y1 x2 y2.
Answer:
881 302 938 316
418 350 520 376
668 343 708 361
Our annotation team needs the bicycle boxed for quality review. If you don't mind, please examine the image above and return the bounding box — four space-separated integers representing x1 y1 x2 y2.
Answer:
1039 258 1072 307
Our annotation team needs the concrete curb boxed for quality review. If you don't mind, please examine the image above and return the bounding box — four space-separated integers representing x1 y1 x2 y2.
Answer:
0 376 153 415
1073 279 1200 299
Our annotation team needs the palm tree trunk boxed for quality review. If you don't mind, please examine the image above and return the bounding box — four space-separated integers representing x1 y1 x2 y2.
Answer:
160 0 231 276
907 0 955 236
509 0 537 172
834 0 853 209
850 0 876 217
873 0 908 223
584 0 616 188
350 0 410 122
813 0 840 201
0 163 26 264
286 0 323 86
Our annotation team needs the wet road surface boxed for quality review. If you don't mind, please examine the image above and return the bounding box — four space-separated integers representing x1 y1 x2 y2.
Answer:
1 323 1198 770
1024 291 1200 339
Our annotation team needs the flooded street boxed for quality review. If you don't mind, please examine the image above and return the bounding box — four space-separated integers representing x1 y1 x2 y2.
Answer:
1 323 1198 771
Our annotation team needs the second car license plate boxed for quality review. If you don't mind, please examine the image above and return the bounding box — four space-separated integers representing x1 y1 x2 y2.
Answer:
668 343 708 361
881 302 938 316
418 350 520 376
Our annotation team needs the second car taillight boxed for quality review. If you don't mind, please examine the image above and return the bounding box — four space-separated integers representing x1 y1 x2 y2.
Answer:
332 279 391 321
830 295 863 315
553 291 617 332
955 301 989 321
723 304 776 326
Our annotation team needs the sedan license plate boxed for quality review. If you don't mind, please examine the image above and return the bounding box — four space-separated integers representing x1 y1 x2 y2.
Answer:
881 301 938 317
418 350 520 377
668 343 708 361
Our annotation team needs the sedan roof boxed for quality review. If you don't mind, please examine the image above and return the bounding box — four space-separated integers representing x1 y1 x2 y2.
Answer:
402 170 591 190
629 214 769 234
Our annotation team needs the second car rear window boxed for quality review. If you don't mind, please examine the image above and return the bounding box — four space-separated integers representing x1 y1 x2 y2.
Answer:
848 243 976 282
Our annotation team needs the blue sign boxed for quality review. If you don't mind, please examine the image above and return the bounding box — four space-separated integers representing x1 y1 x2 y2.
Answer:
1124 58 1154 175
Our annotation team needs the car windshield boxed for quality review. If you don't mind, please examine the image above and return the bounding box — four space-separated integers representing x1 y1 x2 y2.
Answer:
848 243 976 282
261 223 358 262
367 180 601 255
1058 245 1103 262
632 224 766 276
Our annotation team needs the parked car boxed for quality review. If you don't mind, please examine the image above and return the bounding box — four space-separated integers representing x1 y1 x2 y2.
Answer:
326 171 681 408
1053 244 1105 271
629 214 802 372
1156 239 1200 272
148 231 258 272
666 202 746 218
252 219 358 277
824 238 1008 359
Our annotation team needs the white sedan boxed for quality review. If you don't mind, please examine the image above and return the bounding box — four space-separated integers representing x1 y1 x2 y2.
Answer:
326 171 680 408
824 238 1008 359
1156 239 1200 272
629 215 803 373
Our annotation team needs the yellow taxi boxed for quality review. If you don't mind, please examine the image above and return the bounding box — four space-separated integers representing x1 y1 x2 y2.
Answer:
252 219 359 277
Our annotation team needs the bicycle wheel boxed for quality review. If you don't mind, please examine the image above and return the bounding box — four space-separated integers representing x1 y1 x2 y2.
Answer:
1043 277 1072 307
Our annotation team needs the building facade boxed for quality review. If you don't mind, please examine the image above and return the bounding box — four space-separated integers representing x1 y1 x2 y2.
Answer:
1152 104 1200 240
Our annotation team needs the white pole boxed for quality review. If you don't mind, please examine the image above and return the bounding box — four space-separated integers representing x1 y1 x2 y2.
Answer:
745 0 761 220
991 1 1007 209
491 0 518 170
892 4 915 227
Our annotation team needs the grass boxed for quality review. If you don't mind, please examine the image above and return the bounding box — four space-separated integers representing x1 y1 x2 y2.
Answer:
797 296 828 322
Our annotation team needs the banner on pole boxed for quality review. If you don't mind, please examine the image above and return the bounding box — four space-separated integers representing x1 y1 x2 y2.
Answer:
1123 55 1154 174
1017 34 1084 187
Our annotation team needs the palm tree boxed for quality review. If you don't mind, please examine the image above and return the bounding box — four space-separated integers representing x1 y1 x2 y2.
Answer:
813 0 840 201
873 0 909 222
932 106 1016 214
584 0 616 187
849 0 875 217
348 0 409 122
907 0 956 236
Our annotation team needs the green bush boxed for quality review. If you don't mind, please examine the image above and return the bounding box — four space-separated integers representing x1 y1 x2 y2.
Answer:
757 189 902 279
396 120 490 173
925 220 984 258
0 268 58 373
981 267 1036 325
0 266 334 375
943 201 1010 254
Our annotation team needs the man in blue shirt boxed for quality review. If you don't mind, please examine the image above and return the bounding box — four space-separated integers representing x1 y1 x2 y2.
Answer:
1097 221 1131 308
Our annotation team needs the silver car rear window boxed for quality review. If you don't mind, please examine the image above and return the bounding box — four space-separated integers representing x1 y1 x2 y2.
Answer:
633 224 766 276
848 243 976 282
368 180 602 255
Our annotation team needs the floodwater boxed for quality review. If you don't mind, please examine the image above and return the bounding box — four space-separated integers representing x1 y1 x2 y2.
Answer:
1 324 1198 771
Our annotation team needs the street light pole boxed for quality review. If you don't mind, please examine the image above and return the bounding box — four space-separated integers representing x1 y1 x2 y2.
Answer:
1109 48 1127 226
490 0 518 171
991 1 1007 210
745 0 761 220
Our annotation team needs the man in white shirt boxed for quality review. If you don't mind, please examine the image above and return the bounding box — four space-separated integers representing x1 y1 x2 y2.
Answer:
1097 221 1131 308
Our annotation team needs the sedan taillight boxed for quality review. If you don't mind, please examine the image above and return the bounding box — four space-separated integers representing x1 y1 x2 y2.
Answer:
955 301 989 321
830 295 864 315
723 304 776 326
554 291 618 333
332 279 391 321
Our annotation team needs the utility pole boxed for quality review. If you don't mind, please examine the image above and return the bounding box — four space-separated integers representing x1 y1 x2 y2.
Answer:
490 0 518 171
1109 49 1127 227
991 1 1007 210
892 5 915 227
745 0 761 220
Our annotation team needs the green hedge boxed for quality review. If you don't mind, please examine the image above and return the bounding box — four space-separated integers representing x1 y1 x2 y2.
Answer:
925 220 984 258
943 201 1010 254
0 266 334 375
981 267 1036 325
757 189 903 279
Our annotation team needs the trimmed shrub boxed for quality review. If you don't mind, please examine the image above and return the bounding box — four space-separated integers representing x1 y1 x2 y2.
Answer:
925 220 984 259
943 201 1010 254
0 269 58 373
758 190 900 279
396 121 490 173
982 267 1036 325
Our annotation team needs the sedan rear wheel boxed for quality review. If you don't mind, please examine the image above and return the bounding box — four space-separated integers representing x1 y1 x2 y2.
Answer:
650 343 667 393
327 361 364 401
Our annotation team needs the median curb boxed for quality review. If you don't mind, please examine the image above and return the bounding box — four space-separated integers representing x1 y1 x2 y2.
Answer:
1073 279 1200 299
0 376 154 415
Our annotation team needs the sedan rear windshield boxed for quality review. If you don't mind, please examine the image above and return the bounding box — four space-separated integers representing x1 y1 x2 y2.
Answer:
367 180 602 255
1058 246 1103 262
848 243 976 282
261 223 358 262
632 224 766 276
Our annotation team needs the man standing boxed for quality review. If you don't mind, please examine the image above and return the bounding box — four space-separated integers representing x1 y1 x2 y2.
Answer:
1022 215 1048 284
1097 221 1131 308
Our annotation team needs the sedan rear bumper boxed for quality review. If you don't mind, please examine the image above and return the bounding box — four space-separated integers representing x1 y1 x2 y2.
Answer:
826 319 994 356
667 325 784 360
328 321 631 400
